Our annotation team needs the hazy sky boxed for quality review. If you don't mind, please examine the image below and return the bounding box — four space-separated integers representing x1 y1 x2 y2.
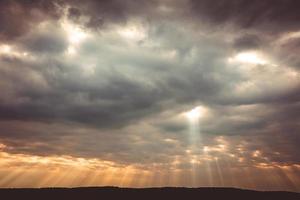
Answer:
0 0 300 191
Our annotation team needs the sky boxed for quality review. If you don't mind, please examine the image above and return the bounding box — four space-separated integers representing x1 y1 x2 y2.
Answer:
0 0 300 191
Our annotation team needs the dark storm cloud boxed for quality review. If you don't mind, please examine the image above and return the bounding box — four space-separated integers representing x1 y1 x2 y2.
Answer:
0 17 237 129
0 119 186 165
273 37 300 69
2 0 300 40
0 0 299 172
66 0 159 29
0 54 168 129
0 35 239 130
66 0 300 35
233 34 262 51
189 0 300 34
21 28 68 54
0 0 63 41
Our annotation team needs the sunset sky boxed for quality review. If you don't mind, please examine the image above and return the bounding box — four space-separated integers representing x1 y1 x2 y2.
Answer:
0 0 300 191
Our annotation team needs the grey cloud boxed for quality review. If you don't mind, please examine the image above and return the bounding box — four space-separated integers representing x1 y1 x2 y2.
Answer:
233 34 262 51
0 0 299 175
0 19 238 128
2 0 300 42
0 120 185 165
0 0 63 41
273 38 300 69
189 0 300 34
20 28 68 54
67 0 159 29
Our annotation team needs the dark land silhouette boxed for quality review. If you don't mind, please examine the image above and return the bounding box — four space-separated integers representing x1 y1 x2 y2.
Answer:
0 187 299 200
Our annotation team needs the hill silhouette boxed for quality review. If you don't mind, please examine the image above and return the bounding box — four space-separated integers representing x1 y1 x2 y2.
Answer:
0 187 299 200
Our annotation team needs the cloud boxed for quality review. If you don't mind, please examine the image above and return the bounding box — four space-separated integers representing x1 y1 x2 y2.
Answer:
20 25 68 55
66 0 160 29
233 34 262 51
0 1 299 189
188 0 300 34
0 0 63 41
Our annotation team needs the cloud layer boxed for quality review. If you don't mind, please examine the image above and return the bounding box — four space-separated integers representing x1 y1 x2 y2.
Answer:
0 0 299 190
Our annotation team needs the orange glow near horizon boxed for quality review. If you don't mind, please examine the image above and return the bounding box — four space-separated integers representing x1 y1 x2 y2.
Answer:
0 144 299 191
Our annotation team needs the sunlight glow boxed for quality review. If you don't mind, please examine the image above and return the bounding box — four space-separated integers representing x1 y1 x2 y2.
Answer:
185 106 205 121
118 25 146 41
277 30 300 44
229 51 267 65
0 45 11 54
0 44 30 58
0 143 6 150
0 144 299 189
66 46 76 55
61 20 88 56
62 22 87 44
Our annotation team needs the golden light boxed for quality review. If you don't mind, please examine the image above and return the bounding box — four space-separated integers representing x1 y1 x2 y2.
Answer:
0 44 30 58
0 45 12 54
0 143 6 150
203 146 209 153
0 150 144 188
252 150 261 158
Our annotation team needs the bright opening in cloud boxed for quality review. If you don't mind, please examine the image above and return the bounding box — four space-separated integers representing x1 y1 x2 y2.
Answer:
61 20 88 56
62 22 87 44
0 44 30 58
229 51 267 65
69 29 86 44
185 106 206 121
0 45 11 54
